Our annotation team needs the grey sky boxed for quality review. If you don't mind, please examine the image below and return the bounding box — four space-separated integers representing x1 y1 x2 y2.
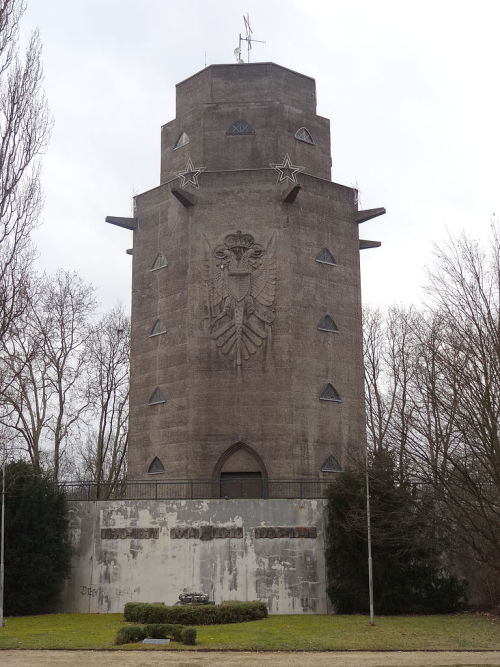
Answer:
21 0 500 313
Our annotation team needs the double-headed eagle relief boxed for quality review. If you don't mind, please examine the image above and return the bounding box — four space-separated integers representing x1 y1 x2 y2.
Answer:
205 231 276 367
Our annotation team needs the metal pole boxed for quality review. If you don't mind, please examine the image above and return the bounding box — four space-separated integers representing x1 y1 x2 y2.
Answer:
0 461 5 627
365 461 375 625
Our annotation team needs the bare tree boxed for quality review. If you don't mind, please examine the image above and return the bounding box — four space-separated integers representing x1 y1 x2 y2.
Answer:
0 276 49 469
364 305 417 480
0 0 49 340
415 230 500 574
364 306 392 453
363 228 500 587
408 312 460 486
78 307 129 497
41 271 96 478
0 271 96 478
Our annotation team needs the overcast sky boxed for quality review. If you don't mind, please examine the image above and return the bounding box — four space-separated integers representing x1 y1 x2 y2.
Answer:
20 0 500 314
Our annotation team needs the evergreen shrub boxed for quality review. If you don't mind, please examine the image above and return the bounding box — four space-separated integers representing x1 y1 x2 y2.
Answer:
2 462 72 615
115 622 197 645
143 623 175 639
181 627 197 645
115 625 146 644
124 602 165 622
325 451 467 614
123 600 267 625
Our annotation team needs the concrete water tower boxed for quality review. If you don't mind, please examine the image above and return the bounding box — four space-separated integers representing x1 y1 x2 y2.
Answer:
107 62 384 496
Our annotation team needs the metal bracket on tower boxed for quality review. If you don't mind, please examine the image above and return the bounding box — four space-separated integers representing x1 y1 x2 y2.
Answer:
283 185 301 204
355 207 386 224
359 239 381 250
105 216 137 230
171 189 195 208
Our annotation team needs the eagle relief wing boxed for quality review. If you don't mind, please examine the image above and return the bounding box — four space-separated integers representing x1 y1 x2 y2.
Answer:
204 236 227 317
250 232 276 309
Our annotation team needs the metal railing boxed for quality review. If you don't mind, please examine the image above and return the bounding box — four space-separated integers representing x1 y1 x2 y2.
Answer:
58 477 333 501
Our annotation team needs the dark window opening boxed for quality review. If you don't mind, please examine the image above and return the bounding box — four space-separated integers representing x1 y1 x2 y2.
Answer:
316 248 337 265
174 132 189 149
320 383 342 402
148 387 166 405
150 319 167 336
295 127 314 144
318 314 339 333
226 120 255 136
321 455 342 472
220 472 263 498
148 456 165 474
151 253 167 271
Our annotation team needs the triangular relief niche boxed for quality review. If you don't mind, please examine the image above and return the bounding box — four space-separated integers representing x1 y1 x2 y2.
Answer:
148 387 166 405
295 127 314 144
174 131 189 149
318 314 338 333
151 253 167 271
320 383 342 402
316 248 337 266
148 456 165 474
150 319 167 337
321 455 342 473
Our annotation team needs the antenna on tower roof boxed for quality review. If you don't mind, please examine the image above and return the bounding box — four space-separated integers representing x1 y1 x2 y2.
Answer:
235 14 265 64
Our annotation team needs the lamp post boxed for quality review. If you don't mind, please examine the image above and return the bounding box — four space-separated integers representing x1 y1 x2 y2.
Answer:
0 461 5 627
365 458 375 626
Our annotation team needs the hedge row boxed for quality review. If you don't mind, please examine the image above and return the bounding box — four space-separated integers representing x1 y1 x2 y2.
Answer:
124 600 268 625
115 623 196 645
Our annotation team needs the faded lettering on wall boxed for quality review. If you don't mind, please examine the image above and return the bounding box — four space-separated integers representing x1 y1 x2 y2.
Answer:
168 525 318 539
101 527 159 540
170 525 243 540
254 526 317 539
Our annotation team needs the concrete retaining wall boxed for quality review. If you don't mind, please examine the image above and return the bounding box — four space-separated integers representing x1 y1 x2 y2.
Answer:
59 498 328 615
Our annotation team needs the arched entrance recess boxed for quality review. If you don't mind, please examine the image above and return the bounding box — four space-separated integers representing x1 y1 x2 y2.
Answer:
212 442 268 498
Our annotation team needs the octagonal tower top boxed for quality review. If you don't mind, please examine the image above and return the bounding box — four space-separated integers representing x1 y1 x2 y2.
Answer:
175 63 317 116
161 62 331 183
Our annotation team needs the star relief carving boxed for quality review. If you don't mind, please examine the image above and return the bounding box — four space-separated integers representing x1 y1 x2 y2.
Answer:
270 153 304 184
176 158 206 188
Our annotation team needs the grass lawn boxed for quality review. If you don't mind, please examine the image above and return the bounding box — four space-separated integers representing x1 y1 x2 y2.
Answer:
0 613 498 651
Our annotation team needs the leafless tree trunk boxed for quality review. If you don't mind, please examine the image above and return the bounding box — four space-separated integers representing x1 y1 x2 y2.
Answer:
364 305 417 481
417 230 500 573
363 228 500 583
0 0 49 341
78 307 129 498
41 271 96 479
0 271 95 478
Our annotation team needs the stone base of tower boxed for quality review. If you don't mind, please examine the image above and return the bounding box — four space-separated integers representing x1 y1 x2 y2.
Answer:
59 498 328 615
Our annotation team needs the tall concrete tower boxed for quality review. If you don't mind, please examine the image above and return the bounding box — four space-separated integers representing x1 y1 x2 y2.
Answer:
107 63 383 495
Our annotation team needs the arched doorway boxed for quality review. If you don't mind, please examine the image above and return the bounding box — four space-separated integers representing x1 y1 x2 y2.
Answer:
212 442 268 498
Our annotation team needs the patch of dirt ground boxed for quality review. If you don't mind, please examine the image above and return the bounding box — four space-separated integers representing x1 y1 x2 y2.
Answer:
0 650 499 666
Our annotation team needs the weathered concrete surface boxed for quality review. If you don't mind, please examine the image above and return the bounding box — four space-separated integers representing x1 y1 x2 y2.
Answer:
164 63 331 182
2 651 500 667
59 498 327 614
126 62 368 484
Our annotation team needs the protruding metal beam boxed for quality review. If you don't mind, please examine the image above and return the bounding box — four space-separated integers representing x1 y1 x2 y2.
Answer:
283 184 301 204
355 207 386 224
359 239 381 250
171 189 194 208
126 248 133 255
105 216 137 230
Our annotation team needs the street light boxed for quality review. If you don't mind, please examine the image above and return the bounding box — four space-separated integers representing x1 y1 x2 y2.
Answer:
365 455 375 626
0 460 5 627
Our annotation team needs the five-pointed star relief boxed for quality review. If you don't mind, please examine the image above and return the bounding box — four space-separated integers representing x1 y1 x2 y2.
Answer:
176 158 206 188
270 153 304 184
